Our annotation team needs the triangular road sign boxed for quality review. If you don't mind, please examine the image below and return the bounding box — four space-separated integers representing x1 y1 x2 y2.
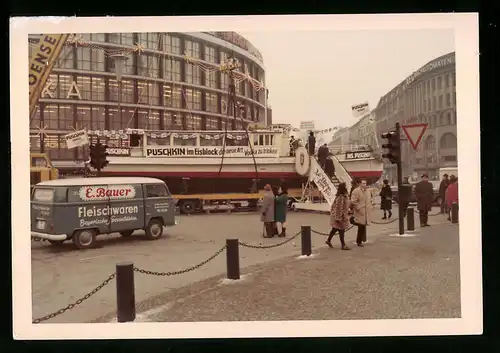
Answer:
401 123 428 150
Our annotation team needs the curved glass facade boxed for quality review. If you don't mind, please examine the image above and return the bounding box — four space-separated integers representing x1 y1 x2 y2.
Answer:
29 32 267 162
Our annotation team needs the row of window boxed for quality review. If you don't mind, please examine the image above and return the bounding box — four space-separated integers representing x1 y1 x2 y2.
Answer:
30 103 263 131
29 36 265 91
42 71 263 105
378 71 456 117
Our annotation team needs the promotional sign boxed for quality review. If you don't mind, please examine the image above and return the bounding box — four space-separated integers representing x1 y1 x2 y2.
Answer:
345 151 372 160
351 102 370 118
79 185 137 201
300 121 315 130
105 147 130 156
64 129 89 149
145 146 279 158
309 159 336 206
401 123 428 150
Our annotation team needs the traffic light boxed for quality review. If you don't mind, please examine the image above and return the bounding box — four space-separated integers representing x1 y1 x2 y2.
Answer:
89 142 109 173
381 129 401 164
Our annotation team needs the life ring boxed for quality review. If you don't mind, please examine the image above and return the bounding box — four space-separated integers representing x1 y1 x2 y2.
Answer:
295 146 310 176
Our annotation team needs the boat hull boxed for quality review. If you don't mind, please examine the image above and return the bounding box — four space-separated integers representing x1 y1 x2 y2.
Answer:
97 155 383 194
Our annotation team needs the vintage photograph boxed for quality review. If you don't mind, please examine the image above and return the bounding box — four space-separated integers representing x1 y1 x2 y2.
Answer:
11 14 481 339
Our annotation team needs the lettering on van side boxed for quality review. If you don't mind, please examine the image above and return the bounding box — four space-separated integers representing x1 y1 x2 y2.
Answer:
78 205 139 227
79 185 136 201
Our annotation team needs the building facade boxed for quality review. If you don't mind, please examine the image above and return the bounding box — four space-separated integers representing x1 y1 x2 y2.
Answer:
29 32 267 165
372 52 457 181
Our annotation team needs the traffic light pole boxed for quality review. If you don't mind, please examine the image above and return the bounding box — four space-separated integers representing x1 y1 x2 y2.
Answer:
395 122 405 235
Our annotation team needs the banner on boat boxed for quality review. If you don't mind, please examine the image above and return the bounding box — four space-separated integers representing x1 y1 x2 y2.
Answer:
145 146 280 158
309 158 336 206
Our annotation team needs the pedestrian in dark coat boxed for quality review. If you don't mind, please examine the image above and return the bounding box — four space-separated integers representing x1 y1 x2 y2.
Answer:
439 173 450 213
326 182 351 250
274 186 288 237
414 174 434 227
318 143 329 169
379 179 393 219
307 131 316 156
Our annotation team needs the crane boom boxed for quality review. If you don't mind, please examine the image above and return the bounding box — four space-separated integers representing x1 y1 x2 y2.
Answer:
29 34 70 119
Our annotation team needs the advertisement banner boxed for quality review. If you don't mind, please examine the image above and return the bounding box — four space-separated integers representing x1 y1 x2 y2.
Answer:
351 102 370 118
29 34 70 118
300 121 315 130
105 147 130 156
64 129 89 149
145 146 279 158
309 158 336 206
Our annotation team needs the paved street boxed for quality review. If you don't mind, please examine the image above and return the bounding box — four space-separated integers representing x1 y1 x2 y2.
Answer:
133 222 461 322
31 208 451 323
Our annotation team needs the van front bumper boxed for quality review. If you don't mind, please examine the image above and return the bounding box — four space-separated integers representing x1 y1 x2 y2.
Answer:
31 231 67 241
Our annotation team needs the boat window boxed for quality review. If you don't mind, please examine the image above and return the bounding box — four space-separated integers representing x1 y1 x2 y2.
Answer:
253 134 259 146
130 134 143 147
200 133 223 146
226 134 248 147
148 137 170 146
264 135 274 146
173 136 197 146
258 135 264 146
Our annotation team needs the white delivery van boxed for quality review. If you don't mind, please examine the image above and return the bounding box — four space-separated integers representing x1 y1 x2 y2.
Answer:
31 177 177 249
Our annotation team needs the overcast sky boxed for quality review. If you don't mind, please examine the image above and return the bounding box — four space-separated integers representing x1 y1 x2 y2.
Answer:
240 30 455 131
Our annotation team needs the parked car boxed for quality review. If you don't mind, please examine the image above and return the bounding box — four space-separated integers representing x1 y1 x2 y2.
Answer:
390 183 442 205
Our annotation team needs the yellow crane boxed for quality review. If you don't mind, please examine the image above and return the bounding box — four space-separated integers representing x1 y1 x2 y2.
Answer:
29 34 70 187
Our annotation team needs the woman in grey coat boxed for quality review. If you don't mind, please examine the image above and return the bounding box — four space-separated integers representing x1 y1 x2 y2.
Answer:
261 184 276 238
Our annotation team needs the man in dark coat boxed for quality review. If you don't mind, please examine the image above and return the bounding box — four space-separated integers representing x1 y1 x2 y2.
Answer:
307 131 316 156
414 174 434 227
318 143 329 170
439 173 450 214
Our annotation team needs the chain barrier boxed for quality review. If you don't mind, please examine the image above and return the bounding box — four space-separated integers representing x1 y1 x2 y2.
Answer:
311 225 355 236
413 209 443 217
371 217 400 224
32 272 116 324
134 245 227 276
238 231 301 249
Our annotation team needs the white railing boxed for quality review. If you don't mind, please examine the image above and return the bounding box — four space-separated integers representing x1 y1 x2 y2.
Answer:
330 155 353 190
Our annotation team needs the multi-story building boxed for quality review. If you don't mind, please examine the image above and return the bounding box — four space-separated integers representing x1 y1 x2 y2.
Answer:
29 32 267 169
372 52 456 181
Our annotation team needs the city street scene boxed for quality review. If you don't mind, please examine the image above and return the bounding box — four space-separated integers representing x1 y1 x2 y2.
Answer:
11 14 481 338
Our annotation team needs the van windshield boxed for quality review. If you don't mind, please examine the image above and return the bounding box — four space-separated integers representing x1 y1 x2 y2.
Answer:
33 188 54 202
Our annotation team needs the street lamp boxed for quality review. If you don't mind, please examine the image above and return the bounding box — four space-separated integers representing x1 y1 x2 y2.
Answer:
109 53 130 127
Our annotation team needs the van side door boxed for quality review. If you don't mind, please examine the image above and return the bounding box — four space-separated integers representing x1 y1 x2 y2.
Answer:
144 183 176 227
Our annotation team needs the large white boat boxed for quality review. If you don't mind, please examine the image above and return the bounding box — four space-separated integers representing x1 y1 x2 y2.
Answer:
88 125 383 195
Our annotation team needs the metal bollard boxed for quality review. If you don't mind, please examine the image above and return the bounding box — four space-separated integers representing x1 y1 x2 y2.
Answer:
116 262 136 323
226 239 240 280
301 225 312 256
407 207 415 231
451 202 459 224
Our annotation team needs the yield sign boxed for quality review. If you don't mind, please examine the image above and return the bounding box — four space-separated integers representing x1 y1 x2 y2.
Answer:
401 123 428 150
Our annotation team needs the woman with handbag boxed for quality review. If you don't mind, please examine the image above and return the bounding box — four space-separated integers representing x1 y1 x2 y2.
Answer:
379 179 393 219
326 182 351 250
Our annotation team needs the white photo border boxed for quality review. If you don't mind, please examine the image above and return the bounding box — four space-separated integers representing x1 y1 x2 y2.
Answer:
10 13 481 339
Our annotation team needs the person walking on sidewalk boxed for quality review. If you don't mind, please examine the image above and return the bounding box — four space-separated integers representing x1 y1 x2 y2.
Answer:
274 185 289 237
379 179 393 219
445 175 459 221
439 173 450 214
326 182 351 250
350 178 373 247
307 131 316 156
261 184 276 238
415 173 434 227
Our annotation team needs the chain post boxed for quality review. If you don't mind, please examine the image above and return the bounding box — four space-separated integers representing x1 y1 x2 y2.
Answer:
301 225 312 256
407 207 415 231
116 262 135 323
226 239 240 280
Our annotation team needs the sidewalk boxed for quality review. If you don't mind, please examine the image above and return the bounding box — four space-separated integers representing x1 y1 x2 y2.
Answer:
128 222 461 322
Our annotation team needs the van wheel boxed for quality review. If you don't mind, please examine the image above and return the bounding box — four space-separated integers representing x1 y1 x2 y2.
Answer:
72 229 96 249
120 230 134 237
180 200 196 215
145 219 163 240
